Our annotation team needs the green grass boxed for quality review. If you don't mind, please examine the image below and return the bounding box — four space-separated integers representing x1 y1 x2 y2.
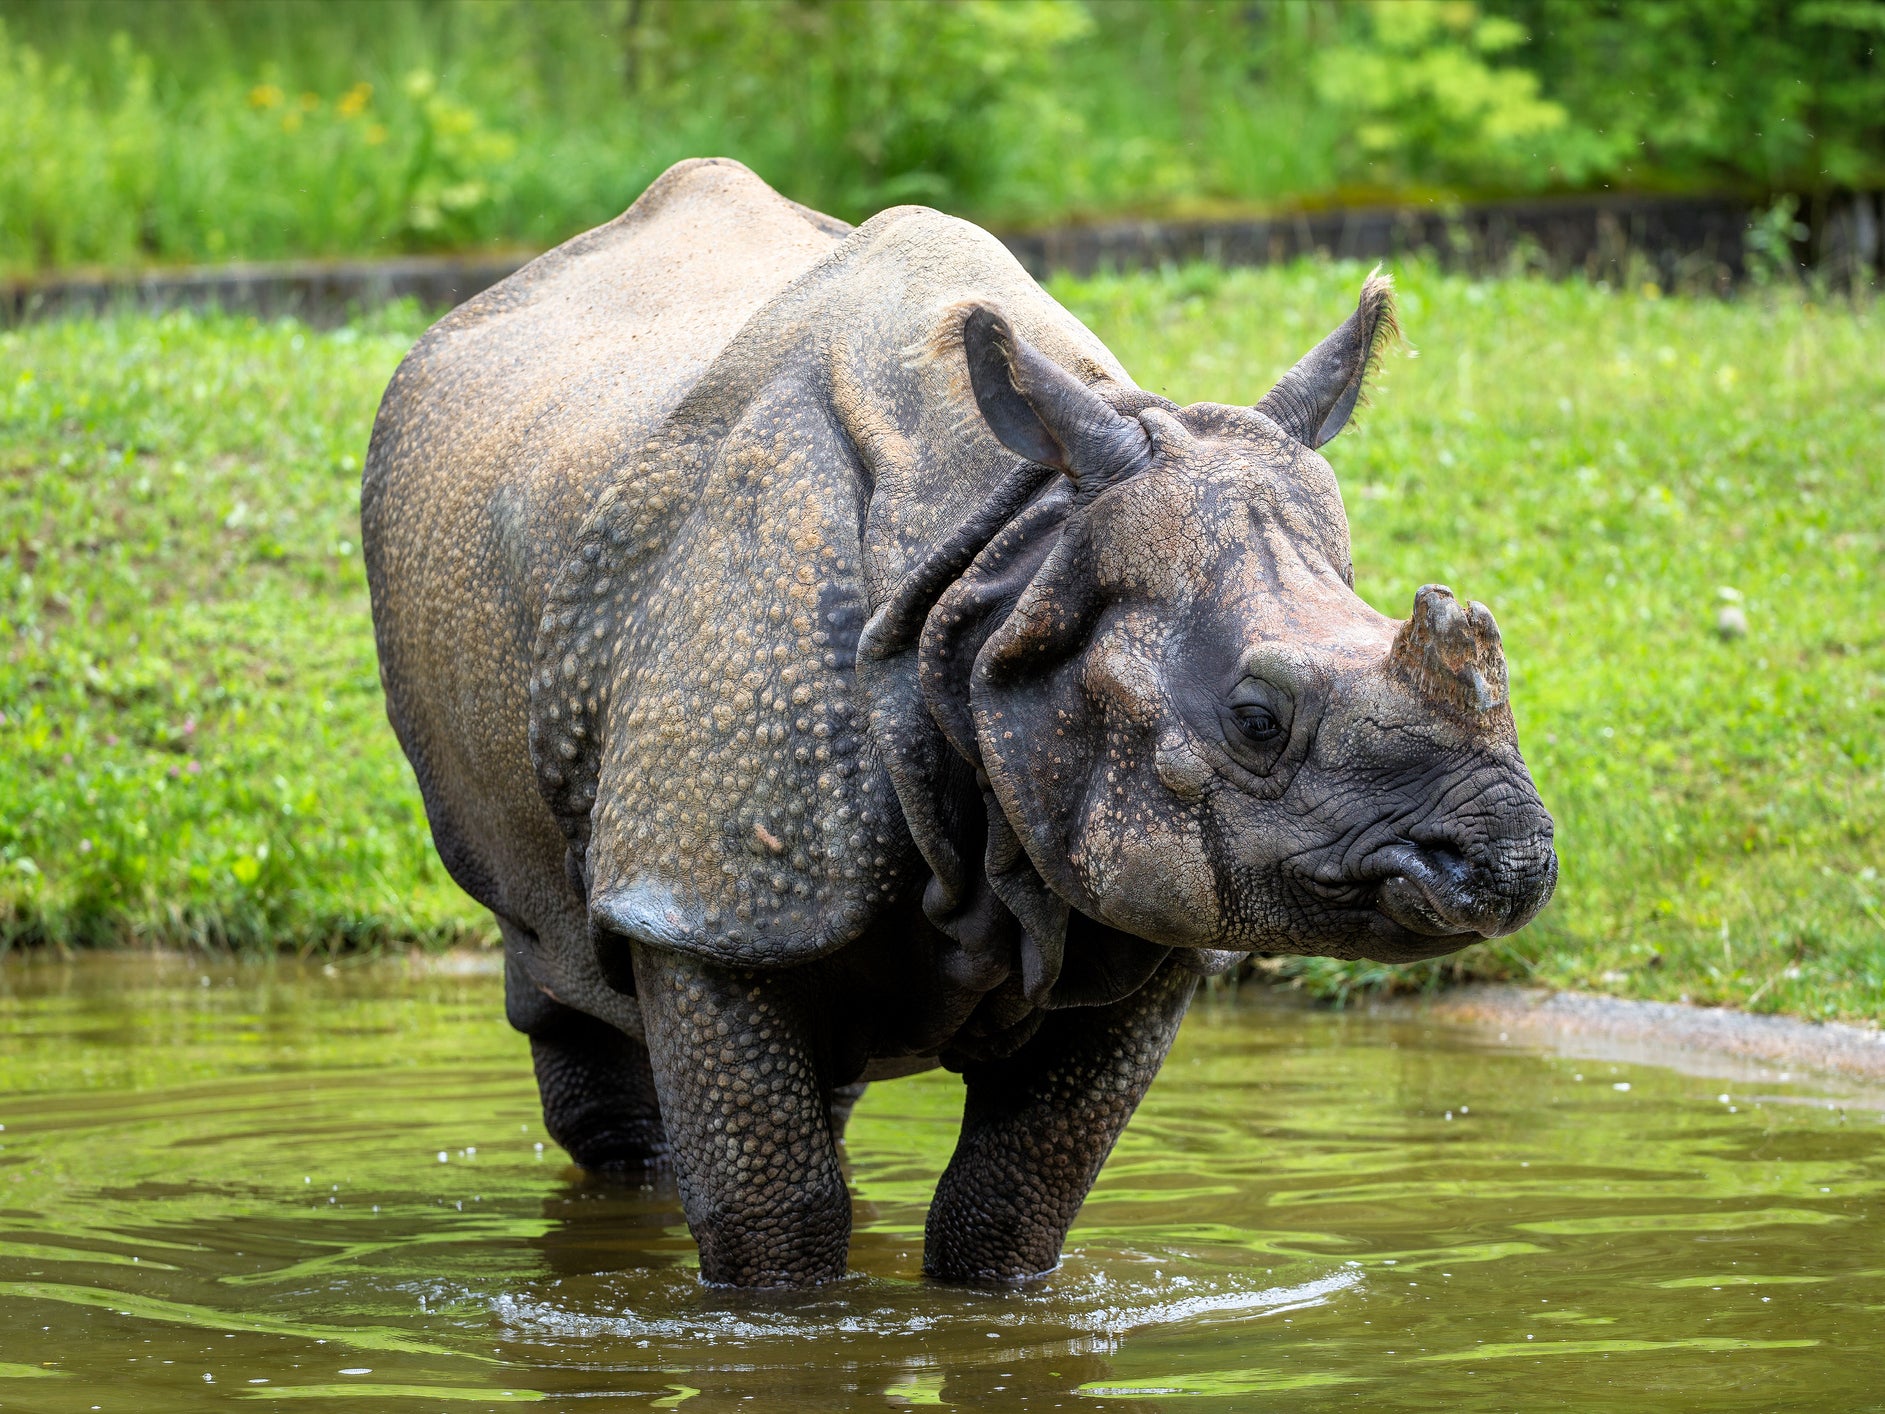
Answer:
2 264 1880 1023
0 300 477 949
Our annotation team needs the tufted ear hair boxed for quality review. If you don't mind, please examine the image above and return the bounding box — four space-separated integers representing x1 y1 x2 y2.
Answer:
962 305 1154 493
1255 270 1399 449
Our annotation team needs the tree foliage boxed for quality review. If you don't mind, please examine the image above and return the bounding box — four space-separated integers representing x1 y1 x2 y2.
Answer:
1500 0 1885 195
0 0 1879 271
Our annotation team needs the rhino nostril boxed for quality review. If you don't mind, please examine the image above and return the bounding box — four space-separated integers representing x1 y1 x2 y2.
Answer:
1416 841 1471 883
1365 820 1555 938
1380 839 1500 935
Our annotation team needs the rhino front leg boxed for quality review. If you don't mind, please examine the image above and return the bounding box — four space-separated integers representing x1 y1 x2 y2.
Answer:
630 943 850 1288
924 959 1198 1284
505 949 669 1170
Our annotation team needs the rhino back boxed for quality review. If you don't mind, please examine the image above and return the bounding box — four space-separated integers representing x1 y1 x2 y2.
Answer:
361 158 846 939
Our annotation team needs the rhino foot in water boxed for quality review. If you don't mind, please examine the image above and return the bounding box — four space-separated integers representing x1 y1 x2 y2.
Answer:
363 159 1555 1288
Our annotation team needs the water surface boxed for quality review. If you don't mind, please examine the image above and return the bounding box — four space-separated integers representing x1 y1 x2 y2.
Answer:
1 955 1880 1411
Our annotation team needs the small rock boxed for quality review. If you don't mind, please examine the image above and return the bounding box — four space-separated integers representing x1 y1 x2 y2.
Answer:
1715 606 1749 640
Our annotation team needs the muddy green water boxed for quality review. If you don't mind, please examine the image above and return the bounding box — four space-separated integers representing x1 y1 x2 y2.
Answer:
0 957 1880 1413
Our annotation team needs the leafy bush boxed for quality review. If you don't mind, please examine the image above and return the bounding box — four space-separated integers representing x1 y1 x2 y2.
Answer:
1312 2 1572 190
1 0 1880 273
1501 0 1885 194
0 30 160 269
627 0 1095 215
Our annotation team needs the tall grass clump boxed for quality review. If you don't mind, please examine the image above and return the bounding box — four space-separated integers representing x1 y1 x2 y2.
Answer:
0 22 528 268
3 0 1881 274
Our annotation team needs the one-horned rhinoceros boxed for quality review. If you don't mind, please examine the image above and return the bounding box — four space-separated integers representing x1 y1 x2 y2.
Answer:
362 158 1555 1288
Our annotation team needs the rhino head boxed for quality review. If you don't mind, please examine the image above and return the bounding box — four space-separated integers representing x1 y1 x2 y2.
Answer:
915 276 1556 967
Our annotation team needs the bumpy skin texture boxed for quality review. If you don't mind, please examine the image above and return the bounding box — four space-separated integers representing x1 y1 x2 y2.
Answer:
364 159 1558 1288
631 943 851 1287
927 958 1198 1283
361 159 847 1039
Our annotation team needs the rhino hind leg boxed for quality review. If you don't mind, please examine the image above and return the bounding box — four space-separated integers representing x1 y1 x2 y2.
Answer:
923 960 1198 1285
826 1080 869 1145
505 950 669 1171
630 943 851 1288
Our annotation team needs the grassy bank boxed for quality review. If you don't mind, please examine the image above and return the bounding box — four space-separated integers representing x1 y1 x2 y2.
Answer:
0 302 476 949
1 264 1880 1021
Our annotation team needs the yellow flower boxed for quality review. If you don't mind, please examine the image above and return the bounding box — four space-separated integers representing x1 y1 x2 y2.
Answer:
364 123 388 146
282 110 303 134
299 91 320 112
337 82 373 118
248 83 283 110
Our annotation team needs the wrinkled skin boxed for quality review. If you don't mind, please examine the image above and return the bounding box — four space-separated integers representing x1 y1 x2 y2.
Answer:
363 159 1555 1289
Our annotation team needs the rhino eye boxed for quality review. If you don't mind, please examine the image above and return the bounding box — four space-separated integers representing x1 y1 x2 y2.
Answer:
1233 704 1282 744
1215 668 1296 775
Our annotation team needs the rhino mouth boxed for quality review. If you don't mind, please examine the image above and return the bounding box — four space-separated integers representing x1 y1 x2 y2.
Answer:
1368 842 1518 940
1289 860 1479 944
1374 873 1482 939
1286 839 1545 956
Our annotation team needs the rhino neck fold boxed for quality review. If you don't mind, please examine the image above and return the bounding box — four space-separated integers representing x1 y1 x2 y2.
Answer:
856 469 1085 1010
853 461 1059 669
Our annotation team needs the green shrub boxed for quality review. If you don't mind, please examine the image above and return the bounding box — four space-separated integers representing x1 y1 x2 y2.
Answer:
1501 0 1885 194
1 1 1879 274
1311 2 1572 191
0 30 159 269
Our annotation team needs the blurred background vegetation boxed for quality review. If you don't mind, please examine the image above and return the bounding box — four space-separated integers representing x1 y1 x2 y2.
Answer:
2 0 1883 275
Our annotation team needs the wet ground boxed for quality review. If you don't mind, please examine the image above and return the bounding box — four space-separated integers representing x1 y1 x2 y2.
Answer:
0 954 1880 1411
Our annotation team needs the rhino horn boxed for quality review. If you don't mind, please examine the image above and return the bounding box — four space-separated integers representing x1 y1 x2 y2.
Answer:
1255 270 1398 449
962 305 1153 493
1387 584 1510 715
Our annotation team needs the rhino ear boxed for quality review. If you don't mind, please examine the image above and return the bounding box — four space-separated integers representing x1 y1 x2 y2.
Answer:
962 306 1153 492
1255 270 1398 449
